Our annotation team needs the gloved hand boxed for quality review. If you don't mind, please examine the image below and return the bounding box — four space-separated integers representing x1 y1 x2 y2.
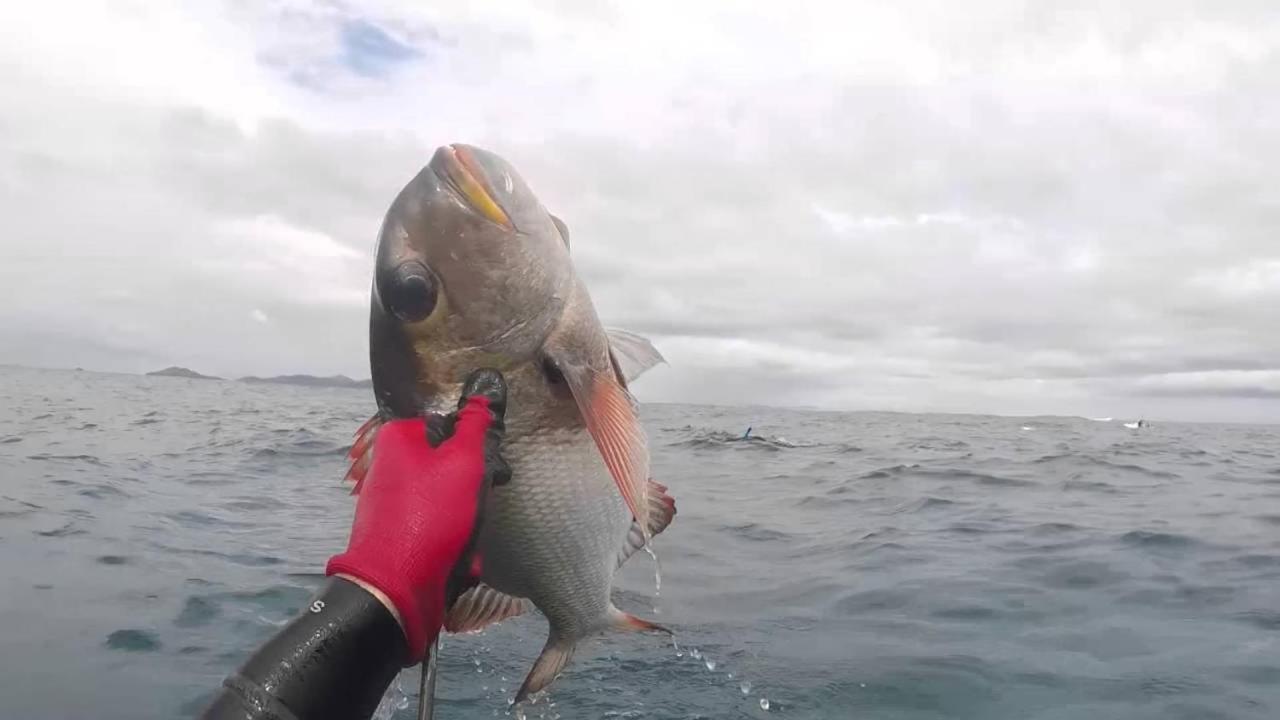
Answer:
326 368 510 664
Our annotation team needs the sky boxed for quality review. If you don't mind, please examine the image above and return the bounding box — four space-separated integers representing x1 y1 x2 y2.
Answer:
1 1 1279 423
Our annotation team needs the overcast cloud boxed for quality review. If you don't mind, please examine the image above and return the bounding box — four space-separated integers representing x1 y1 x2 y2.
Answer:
2 0 1278 422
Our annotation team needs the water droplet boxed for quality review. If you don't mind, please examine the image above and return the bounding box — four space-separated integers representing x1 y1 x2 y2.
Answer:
643 544 663 614
704 658 717 671
759 698 770 711
740 681 752 695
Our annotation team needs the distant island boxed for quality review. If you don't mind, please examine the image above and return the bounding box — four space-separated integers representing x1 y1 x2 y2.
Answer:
239 374 372 389
146 366 221 380
144 367 371 389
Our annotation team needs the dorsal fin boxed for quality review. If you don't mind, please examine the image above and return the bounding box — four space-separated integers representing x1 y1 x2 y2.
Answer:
344 414 385 494
605 327 665 386
550 213 570 250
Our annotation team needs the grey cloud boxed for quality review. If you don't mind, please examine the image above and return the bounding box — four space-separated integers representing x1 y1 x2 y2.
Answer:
3 1 1280 422
1135 386 1280 400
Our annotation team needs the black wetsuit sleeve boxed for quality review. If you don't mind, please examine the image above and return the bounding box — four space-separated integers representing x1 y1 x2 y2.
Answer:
198 577 409 720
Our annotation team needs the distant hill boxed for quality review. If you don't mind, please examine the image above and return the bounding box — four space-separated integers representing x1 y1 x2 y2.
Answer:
238 374 372 389
146 366 221 380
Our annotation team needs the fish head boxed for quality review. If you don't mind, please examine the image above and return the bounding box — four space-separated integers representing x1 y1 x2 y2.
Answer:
370 143 572 416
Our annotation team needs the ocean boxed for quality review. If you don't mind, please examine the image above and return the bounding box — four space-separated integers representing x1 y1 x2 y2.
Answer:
1 365 1277 720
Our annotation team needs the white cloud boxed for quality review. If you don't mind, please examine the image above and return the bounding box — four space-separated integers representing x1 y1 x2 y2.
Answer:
2 0 1280 422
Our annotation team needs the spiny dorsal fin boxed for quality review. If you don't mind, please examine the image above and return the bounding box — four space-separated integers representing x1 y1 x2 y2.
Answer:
344 414 384 494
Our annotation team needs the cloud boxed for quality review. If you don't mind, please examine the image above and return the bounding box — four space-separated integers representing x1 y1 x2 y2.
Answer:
2 1 1279 422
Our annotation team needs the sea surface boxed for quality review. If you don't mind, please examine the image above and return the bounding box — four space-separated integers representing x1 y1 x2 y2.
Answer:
1 366 1278 720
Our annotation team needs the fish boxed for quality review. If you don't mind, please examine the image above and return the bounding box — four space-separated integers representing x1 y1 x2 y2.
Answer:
344 143 676 702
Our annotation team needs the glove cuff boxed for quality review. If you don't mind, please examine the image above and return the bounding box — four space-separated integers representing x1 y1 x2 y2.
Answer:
325 553 444 664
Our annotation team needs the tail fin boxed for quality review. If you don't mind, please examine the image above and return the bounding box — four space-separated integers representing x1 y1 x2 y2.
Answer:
514 635 576 704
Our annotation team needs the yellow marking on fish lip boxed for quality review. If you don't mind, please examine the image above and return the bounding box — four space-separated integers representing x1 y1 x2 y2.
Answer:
444 144 514 230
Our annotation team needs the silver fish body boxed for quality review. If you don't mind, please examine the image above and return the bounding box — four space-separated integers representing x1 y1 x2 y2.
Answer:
348 144 673 702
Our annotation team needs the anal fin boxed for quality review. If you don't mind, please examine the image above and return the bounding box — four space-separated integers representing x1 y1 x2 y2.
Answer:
445 584 528 633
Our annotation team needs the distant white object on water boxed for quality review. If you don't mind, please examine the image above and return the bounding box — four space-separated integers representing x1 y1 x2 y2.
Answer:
1123 422 1140 429
1090 417 1113 422
1020 426 1034 431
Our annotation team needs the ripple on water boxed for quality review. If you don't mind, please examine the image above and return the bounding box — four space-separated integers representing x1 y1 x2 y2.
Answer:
222 497 288 512
1031 558 1129 590
930 605 1000 622
77 483 131 500
1119 530 1201 551
149 541 282 567
1034 453 1179 479
165 510 255 530
35 520 86 538
833 588 909 615
175 596 221 628
105 629 161 652
1061 479 1119 493
96 555 130 565
26 453 105 466
722 523 792 542
890 496 958 513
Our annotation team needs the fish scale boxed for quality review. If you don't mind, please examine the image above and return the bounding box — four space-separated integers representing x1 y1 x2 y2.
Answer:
481 424 632 630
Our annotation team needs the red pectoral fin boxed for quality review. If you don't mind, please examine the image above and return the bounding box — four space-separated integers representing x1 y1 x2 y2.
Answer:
560 363 651 530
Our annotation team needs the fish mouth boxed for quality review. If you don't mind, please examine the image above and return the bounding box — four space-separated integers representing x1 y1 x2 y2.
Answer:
432 144 515 231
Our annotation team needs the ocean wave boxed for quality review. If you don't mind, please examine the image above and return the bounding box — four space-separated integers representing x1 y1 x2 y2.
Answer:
1033 453 1179 479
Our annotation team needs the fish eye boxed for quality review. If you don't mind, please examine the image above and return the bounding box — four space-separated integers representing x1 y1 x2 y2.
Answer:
541 357 566 386
384 261 438 323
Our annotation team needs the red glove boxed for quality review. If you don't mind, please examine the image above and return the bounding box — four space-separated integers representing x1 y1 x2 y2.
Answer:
326 369 510 664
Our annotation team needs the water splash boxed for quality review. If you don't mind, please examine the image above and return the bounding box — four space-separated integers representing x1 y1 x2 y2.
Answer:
642 544 663 614
759 697 770 711
740 680 752 695
370 671 411 720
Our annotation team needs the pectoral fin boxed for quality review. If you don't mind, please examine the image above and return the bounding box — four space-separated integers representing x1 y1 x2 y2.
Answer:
556 359 651 530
